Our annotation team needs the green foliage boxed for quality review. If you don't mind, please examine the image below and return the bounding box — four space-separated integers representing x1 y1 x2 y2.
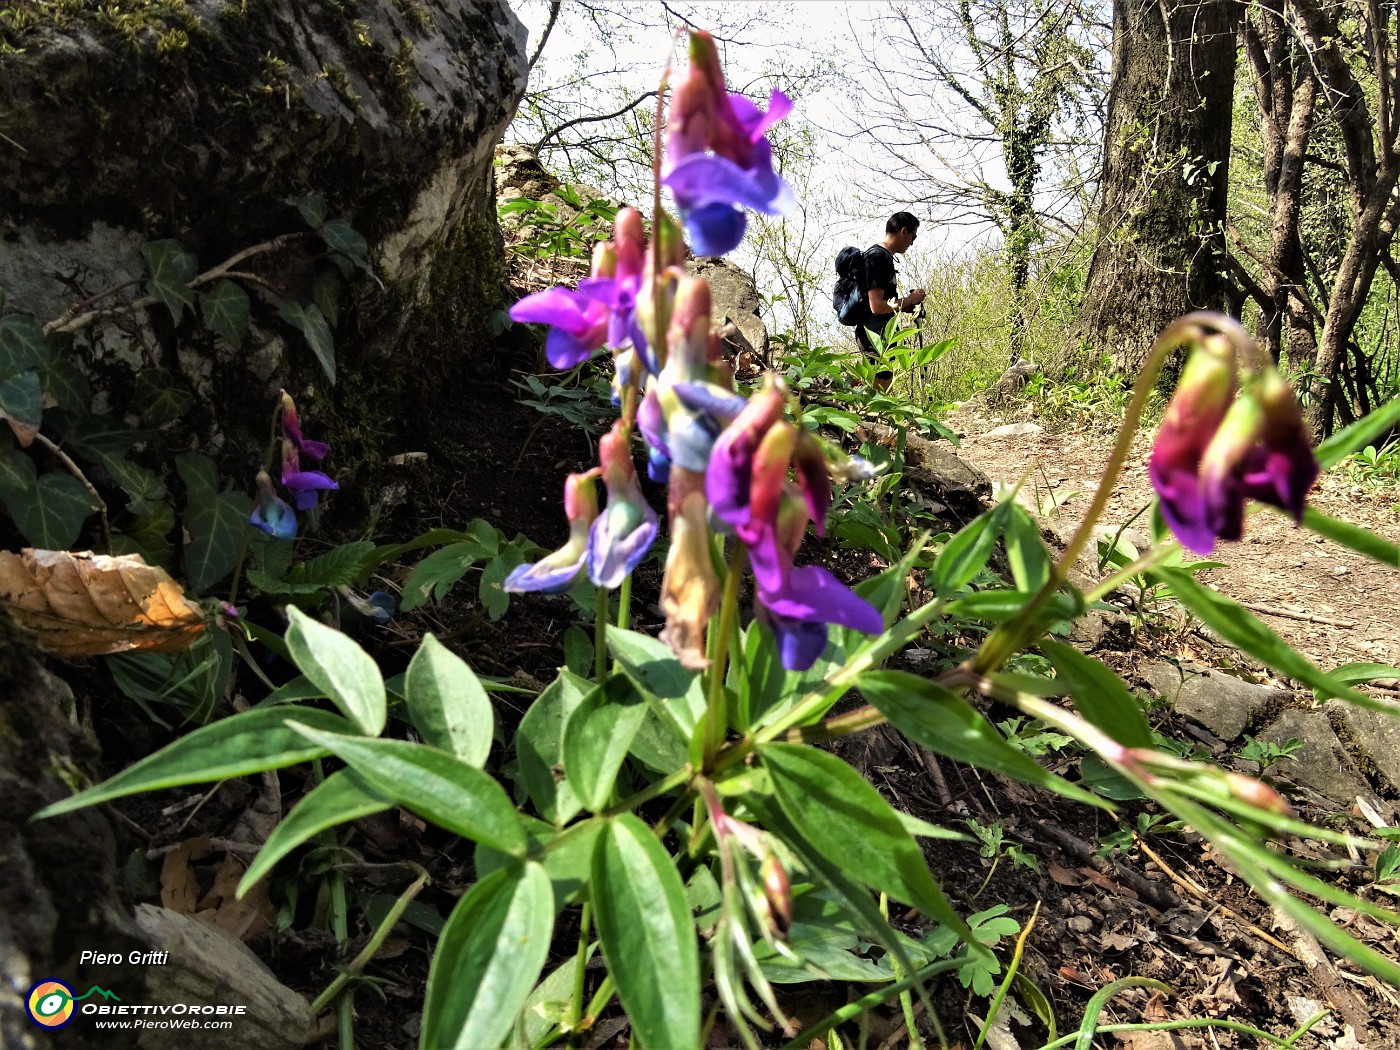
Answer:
397 520 542 618
498 187 620 263
1235 735 1303 772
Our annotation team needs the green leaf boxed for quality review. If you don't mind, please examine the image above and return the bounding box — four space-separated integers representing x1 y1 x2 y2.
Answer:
286 540 376 589
1004 505 1050 591
1326 662 1400 688
295 193 328 230
238 770 390 896
944 589 1080 624
142 240 197 325
932 504 1006 595
41 354 91 412
1152 566 1393 713
479 551 523 621
284 607 386 736
199 280 251 349
0 431 34 495
592 815 701 1050
1302 507 1400 568
562 675 646 810
278 300 336 385
178 455 250 593
102 455 167 515
476 818 602 913
858 671 1106 808
421 861 553 1050
59 413 148 460
1315 397 1400 470
116 500 176 568
1040 639 1152 747
608 628 706 740
286 723 525 855
0 313 49 376
133 369 196 427
313 267 342 326
514 670 590 824
321 218 371 272
405 634 495 768
0 369 43 435
401 542 489 610
762 742 981 947
7 470 92 548
35 707 357 819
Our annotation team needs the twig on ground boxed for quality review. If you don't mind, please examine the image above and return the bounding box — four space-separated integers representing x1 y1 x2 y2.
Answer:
1271 907 1373 1037
1236 600 1357 628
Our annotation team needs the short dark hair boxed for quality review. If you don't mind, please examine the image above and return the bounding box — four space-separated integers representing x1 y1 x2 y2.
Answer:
887 211 920 235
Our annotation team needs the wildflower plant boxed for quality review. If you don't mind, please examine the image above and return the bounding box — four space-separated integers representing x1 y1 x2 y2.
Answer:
34 31 1400 1050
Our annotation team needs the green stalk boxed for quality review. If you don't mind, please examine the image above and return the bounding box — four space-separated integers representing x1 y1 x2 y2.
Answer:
311 869 430 1015
703 543 747 767
594 585 608 681
779 958 964 1050
565 902 592 1050
973 316 1212 674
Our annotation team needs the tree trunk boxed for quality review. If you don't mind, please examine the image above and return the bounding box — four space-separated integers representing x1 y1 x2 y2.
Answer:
1075 0 1240 372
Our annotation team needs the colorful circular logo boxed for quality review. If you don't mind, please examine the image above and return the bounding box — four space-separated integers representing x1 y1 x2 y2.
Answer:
27 979 76 1029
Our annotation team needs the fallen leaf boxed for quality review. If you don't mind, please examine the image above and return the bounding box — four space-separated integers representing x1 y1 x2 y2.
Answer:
196 854 274 942
160 835 211 914
0 548 205 657
1048 861 1083 886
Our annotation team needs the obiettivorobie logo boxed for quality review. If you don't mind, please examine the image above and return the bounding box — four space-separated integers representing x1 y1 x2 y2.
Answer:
26 980 120 1029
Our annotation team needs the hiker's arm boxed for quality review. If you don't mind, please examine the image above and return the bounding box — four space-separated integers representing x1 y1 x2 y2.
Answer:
867 287 925 315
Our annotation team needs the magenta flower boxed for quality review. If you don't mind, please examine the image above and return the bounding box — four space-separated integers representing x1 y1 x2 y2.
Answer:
662 31 795 256
279 392 337 511
509 208 650 369
503 470 601 594
1198 368 1319 545
705 377 881 670
1150 334 1318 554
586 421 659 588
250 471 296 541
1148 335 1237 553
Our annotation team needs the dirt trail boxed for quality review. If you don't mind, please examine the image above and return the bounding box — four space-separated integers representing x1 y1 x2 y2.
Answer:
949 406 1400 673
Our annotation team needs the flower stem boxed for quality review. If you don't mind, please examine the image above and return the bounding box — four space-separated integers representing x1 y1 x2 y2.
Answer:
594 586 608 681
973 316 1199 674
565 901 592 1048
702 542 747 768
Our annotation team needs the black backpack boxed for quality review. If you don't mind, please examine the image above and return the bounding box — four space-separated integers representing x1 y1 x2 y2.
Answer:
833 246 866 325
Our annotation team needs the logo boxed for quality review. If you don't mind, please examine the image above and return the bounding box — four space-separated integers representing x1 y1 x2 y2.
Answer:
26 981 121 1029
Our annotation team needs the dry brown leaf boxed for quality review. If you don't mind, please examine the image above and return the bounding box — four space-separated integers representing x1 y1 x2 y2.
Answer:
160 835 211 914
0 548 205 657
196 855 273 942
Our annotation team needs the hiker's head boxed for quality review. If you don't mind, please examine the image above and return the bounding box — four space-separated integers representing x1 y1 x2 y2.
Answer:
885 211 920 253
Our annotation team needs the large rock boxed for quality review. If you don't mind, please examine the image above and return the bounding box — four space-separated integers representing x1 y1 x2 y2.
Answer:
1324 694 1400 792
687 257 769 364
0 1 527 504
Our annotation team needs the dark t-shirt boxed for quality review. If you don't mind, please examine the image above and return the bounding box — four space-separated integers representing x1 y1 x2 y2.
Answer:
857 244 898 343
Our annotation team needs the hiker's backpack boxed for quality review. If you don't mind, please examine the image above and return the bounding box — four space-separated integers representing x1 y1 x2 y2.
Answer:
833 246 866 325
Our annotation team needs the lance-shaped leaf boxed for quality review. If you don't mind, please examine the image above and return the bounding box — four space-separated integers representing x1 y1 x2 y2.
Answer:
514 669 591 824
405 634 494 767
762 742 983 948
35 707 357 818
421 861 553 1050
1040 639 1153 747
562 674 646 810
858 671 1106 808
279 300 336 385
285 723 526 855
238 769 390 896
284 607 386 736
592 814 700 1050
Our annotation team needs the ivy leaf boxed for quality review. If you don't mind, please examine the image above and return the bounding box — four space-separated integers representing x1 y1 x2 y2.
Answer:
113 501 176 569
178 454 249 594
6 470 92 548
142 240 198 325
313 268 342 327
102 455 167 516
0 369 43 446
278 300 335 385
320 218 371 275
199 281 251 350
132 369 196 429
0 313 50 377
295 193 328 230
42 355 91 412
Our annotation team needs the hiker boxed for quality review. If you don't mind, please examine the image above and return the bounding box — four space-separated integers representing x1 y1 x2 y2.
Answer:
835 212 927 390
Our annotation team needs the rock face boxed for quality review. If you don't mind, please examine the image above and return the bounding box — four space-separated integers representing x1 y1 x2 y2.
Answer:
687 257 769 365
0 0 527 492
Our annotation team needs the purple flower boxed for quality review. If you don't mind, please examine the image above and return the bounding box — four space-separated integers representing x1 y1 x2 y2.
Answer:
1150 328 1317 554
662 31 795 255
281 440 339 512
586 422 659 588
704 376 881 670
250 470 296 541
279 392 338 511
503 470 601 594
509 208 650 370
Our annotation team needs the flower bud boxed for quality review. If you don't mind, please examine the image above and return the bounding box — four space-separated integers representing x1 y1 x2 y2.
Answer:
1225 772 1295 817
760 853 793 939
